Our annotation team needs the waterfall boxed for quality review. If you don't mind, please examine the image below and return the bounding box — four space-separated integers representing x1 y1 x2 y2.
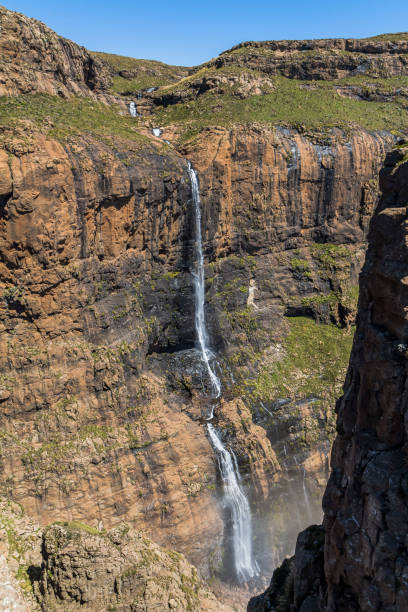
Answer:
207 424 259 583
129 102 138 117
188 162 221 400
188 162 258 583
302 468 313 522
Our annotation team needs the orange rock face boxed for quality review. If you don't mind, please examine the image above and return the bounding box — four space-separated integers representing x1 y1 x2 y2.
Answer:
0 117 394 582
183 126 392 257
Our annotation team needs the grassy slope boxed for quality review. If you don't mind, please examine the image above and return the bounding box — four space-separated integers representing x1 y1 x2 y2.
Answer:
252 316 354 403
363 32 408 42
151 72 408 141
91 51 191 94
0 94 151 145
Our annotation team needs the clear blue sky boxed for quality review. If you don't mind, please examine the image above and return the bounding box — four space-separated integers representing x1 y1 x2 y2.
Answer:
3 0 408 66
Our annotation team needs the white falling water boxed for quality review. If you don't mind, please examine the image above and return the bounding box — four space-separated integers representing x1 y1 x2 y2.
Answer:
188 162 258 583
302 468 313 522
188 162 221 401
207 424 259 583
129 102 138 117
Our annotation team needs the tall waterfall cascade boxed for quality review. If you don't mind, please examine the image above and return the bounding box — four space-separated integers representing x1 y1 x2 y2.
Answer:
188 162 258 583
188 162 221 400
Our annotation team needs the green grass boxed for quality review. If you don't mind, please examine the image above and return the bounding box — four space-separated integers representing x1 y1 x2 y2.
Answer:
54 520 106 536
91 51 188 75
151 74 408 140
0 94 150 144
362 32 408 42
112 74 181 95
91 51 190 94
251 316 355 402
310 242 352 268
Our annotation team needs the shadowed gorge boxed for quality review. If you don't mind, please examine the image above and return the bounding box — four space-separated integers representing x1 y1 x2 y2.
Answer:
0 4 406 611
249 142 408 612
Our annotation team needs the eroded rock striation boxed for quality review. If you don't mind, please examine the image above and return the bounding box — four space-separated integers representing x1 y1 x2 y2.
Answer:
0 118 393 577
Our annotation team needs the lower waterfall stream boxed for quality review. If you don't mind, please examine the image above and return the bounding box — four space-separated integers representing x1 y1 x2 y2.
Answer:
188 161 259 583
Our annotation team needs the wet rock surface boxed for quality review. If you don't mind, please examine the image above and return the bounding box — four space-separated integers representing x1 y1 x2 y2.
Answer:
248 524 325 612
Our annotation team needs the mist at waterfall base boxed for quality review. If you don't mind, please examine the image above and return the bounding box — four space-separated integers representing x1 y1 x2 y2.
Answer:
187 162 324 586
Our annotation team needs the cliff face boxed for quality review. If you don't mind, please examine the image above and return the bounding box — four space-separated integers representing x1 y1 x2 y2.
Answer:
0 118 392 580
0 499 231 612
249 145 408 611
0 6 405 606
37 522 233 611
322 146 408 611
215 37 408 81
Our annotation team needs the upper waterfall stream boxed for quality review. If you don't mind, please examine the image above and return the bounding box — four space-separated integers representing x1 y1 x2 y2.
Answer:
188 162 221 401
188 161 258 583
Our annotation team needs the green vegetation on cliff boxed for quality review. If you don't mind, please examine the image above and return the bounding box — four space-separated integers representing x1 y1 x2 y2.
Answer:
152 73 408 140
252 316 355 402
0 94 151 145
91 51 190 94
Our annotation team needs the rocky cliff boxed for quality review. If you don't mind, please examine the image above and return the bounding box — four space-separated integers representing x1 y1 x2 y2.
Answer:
0 6 112 98
0 5 407 609
0 499 231 611
0 117 393 578
249 143 408 611
323 142 408 611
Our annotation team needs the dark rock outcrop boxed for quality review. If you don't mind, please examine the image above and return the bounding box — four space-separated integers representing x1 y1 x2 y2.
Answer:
323 144 408 611
249 145 408 610
248 525 326 611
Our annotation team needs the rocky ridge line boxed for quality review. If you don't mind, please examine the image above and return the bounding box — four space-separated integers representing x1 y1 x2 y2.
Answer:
0 6 112 98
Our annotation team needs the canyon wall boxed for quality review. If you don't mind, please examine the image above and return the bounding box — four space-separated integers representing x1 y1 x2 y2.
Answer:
249 143 408 611
0 117 392 578
322 144 408 611
0 6 405 606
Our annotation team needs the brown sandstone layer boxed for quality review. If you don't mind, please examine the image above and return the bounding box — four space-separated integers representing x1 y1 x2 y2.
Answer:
0 119 393 580
0 6 401 595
